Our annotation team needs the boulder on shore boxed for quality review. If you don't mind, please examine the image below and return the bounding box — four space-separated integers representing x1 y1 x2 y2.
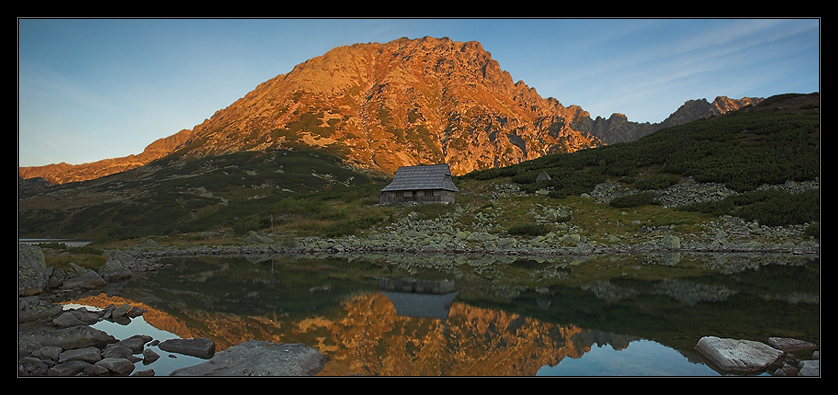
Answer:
60 265 108 291
170 341 327 376
18 244 48 296
98 257 132 283
695 336 783 374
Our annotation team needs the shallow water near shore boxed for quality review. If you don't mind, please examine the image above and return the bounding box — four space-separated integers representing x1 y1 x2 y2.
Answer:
68 252 819 376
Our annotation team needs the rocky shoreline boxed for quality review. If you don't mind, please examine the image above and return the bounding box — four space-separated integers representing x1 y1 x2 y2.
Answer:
18 243 328 377
92 177 819 271
19 238 819 376
109 236 819 279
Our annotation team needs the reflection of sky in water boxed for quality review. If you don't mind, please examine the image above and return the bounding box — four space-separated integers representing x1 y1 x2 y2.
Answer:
92 317 206 376
66 304 206 376
537 339 718 376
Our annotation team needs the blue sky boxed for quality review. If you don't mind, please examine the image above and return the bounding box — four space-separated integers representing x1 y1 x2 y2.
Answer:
18 18 820 167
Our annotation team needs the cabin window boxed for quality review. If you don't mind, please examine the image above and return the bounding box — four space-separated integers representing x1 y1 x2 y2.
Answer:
424 191 434 197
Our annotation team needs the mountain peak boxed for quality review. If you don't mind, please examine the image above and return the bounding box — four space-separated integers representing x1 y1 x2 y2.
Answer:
175 36 600 176
18 37 761 185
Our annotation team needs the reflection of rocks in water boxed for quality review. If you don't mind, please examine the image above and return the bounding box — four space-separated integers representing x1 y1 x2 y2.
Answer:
653 279 737 305
700 252 813 274
585 278 737 305
379 278 458 320
759 291 819 305
585 281 638 303
243 254 274 264
659 252 681 266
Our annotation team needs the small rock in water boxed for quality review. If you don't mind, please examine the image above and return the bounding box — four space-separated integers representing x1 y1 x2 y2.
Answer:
159 337 216 359
767 337 817 352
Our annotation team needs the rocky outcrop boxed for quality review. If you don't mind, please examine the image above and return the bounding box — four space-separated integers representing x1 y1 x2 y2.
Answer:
663 96 762 128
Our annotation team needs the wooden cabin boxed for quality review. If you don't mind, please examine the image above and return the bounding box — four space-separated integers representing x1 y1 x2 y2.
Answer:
379 164 459 204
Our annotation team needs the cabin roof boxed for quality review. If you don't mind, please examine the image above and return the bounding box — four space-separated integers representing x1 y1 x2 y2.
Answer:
380 164 459 192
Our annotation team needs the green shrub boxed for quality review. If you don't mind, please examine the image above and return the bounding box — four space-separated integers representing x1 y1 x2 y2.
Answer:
468 166 520 180
507 224 551 236
609 191 659 208
634 174 680 190
407 202 456 220
677 189 819 227
323 216 383 237
68 245 104 255
804 222 819 239
232 214 261 234
734 189 819 226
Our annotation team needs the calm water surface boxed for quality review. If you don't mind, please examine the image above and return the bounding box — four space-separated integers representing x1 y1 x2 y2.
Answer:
70 252 819 376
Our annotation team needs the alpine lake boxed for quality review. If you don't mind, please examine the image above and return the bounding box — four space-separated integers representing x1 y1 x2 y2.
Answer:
65 251 820 377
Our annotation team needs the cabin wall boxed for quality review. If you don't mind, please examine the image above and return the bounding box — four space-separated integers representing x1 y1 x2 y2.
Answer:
379 189 455 204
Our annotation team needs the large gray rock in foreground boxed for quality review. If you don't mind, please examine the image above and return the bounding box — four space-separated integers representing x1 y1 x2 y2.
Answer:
170 341 327 376
695 336 783 374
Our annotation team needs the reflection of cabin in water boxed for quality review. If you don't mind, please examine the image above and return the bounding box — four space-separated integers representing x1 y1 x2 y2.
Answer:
379 164 459 204
379 278 458 320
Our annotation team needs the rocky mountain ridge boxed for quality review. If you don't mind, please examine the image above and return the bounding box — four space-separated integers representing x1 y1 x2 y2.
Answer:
19 36 759 185
19 128 195 186
579 96 763 144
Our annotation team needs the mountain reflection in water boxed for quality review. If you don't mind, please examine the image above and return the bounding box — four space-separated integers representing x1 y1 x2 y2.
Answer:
67 252 819 376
